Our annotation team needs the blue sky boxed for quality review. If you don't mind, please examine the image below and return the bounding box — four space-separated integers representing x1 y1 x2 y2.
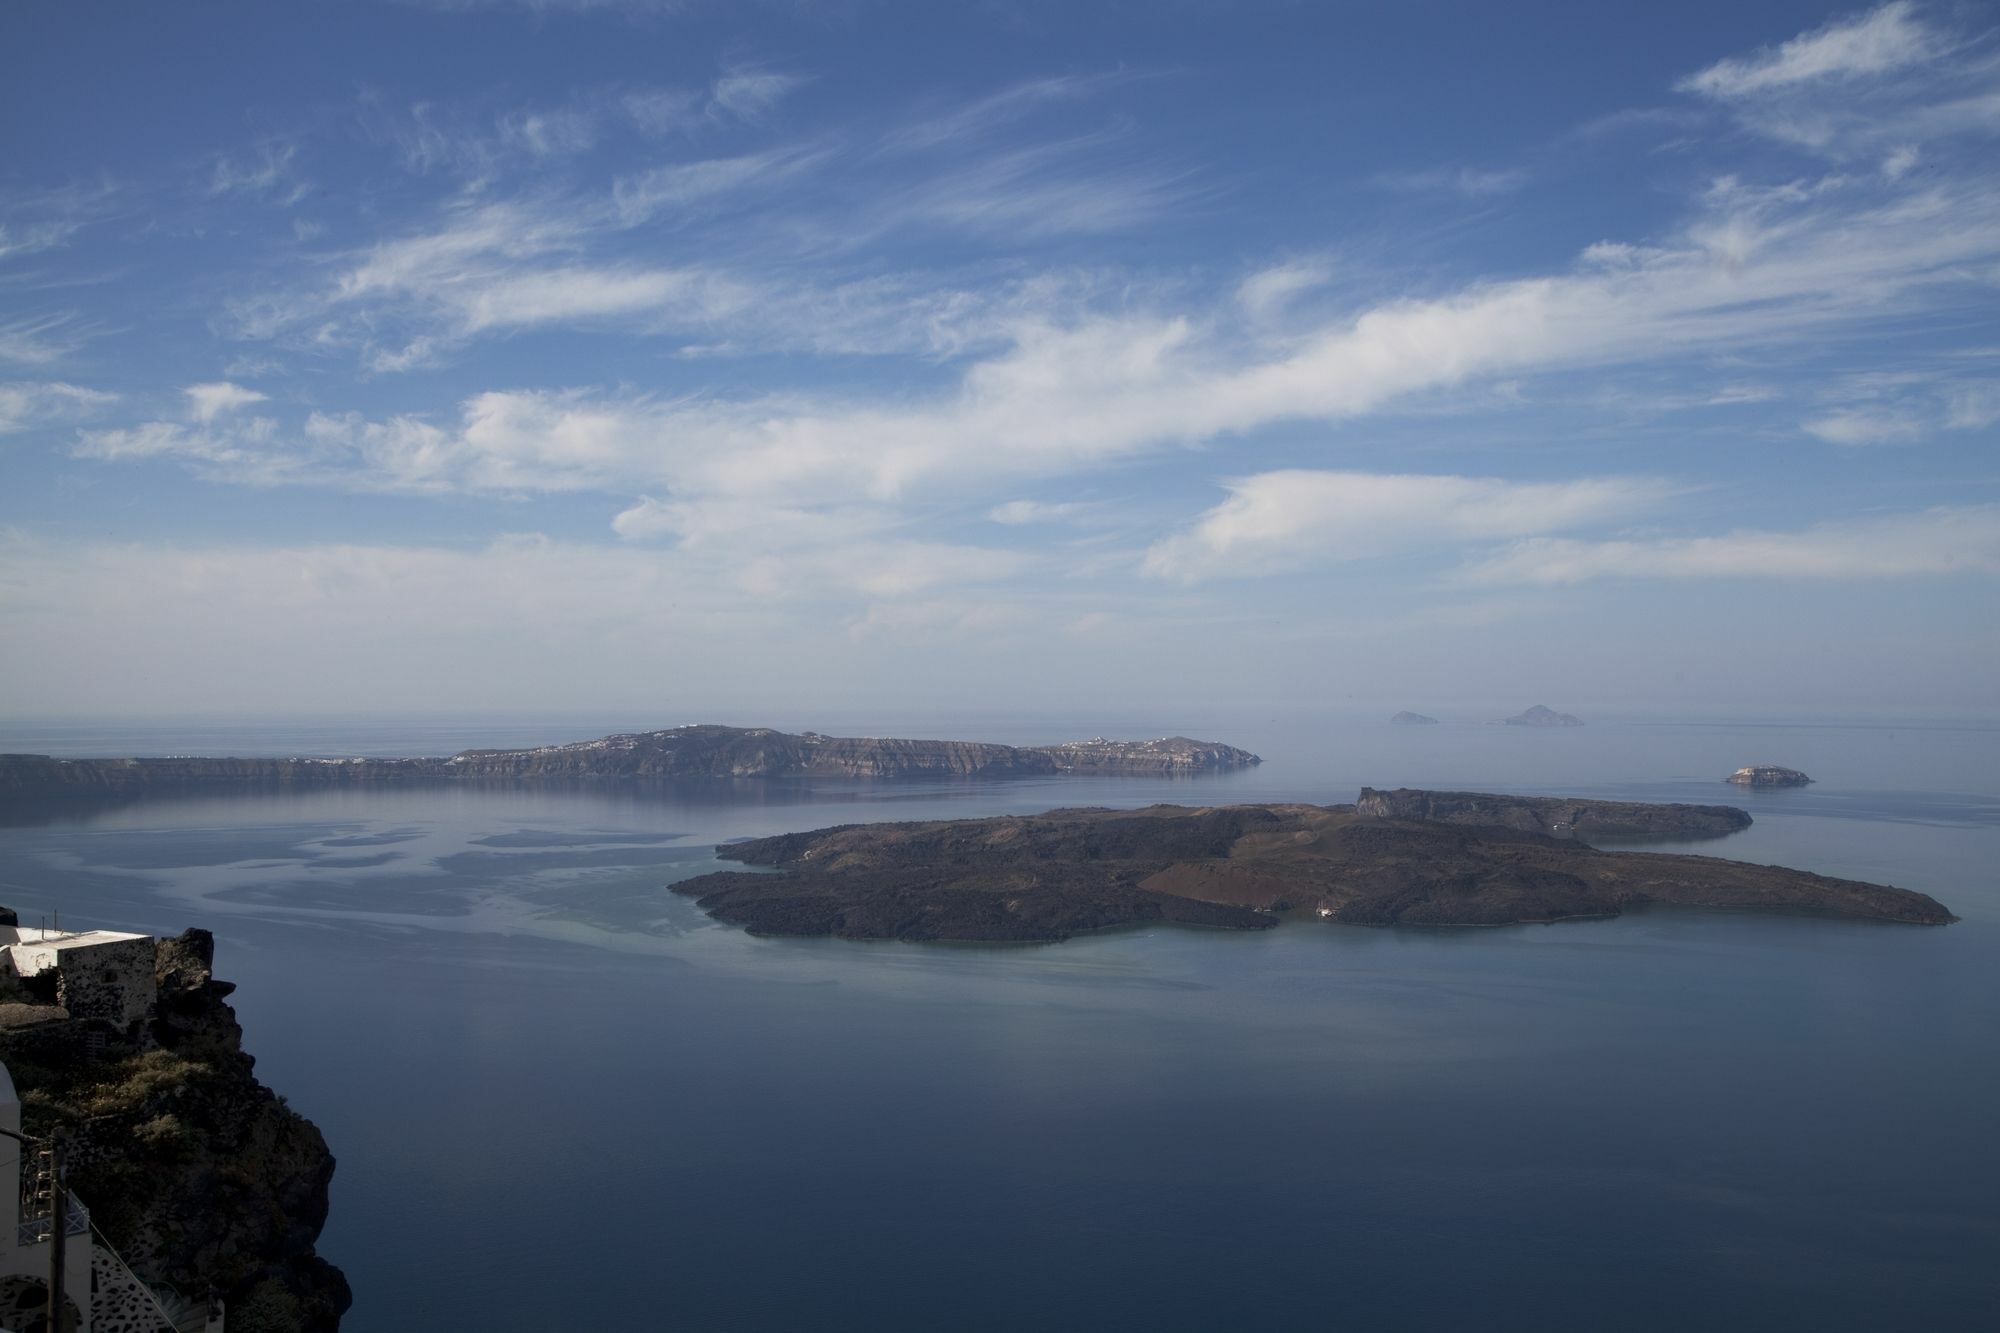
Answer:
2 0 1997 720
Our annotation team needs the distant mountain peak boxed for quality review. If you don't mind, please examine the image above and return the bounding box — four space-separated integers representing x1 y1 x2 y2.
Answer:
1504 705 1584 727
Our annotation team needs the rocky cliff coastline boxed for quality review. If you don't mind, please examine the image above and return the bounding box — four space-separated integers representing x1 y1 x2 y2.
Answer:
1355 787 1753 840
0 926 348 1330
0 725 1261 797
673 791 1951 941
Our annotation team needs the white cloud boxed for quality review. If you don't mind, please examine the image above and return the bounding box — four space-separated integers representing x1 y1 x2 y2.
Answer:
498 107 598 158
74 416 299 483
0 381 116 435
877 135 1190 240
886 74 1127 152
0 313 86 366
208 143 308 204
1679 3 1939 99
1945 384 2000 429
1143 471 1673 582
1801 408 1926 445
1235 260 1333 321
623 88 701 136
1464 505 2000 584
611 496 889 548
1374 166 1529 197
185 381 269 423
0 220 82 262
709 68 803 121
610 146 826 225
1706 383 1780 405
989 499 1085 525
98 164 2000 506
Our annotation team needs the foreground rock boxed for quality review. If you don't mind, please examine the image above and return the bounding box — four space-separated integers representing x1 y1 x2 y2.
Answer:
1729 765 1814 787
1355 787 1752 840
673 794 1952 941
0 725 1260 796
1390 712 1439 725
0 925 348 1329
1504 705 1584 727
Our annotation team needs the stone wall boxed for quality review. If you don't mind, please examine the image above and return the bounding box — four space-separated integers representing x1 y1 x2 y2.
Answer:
54 939 159 1034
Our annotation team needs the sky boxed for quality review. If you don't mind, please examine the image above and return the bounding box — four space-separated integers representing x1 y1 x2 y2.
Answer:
2 0 1998 723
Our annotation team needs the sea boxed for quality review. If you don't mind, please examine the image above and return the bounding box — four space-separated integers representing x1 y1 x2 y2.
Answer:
0 711 1995 1332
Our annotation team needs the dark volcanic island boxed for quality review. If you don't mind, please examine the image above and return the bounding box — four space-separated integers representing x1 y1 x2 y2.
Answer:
674 790 1952 940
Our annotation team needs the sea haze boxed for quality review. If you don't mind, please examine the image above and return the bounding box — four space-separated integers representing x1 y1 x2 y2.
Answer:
1 715 1996 1332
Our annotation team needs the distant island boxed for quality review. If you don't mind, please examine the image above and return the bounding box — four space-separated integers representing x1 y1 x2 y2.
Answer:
1728 765 1814 787
1390 711 1440 725
1504 705 1584 727
674 789 1952 940
0 725 1261 796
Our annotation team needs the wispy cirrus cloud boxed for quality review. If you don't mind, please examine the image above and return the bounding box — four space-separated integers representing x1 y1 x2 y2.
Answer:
0 381 117 435
1801 407 1927 445
1678 2 1941 99
0 313 93 366
708 66 804 121
1464 505 2000 584
1677 1 1996 156
99 162 2000 511
885 73 1133 152
1372 165 1529 197
988 499 1089 525
208 142 309 204
226 134 1138 371
0 221 85 263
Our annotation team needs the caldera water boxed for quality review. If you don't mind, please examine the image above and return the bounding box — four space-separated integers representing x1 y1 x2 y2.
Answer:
0 712 1994 1331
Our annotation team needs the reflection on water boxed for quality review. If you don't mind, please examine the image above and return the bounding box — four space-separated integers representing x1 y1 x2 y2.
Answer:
0 716 1996 1331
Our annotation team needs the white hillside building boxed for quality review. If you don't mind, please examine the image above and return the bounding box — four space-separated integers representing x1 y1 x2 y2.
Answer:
0 917 224 1333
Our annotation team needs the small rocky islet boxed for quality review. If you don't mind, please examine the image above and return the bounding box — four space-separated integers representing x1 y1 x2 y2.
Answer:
675 788 1953 942
1729 765 1814 787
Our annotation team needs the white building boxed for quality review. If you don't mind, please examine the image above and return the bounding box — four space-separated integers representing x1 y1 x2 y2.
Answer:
0 929 158 1034
0 923 223 1333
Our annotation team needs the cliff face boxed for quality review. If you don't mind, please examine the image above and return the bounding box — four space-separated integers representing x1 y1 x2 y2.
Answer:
0 931 348 1332
0 725 1261 794
1354 787 1753 840
0 754 444 793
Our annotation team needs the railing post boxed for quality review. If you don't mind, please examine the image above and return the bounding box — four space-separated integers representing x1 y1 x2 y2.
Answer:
47 1130 66 1333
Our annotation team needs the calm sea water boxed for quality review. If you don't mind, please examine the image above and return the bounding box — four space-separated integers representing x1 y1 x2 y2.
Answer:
1 714 1996 1331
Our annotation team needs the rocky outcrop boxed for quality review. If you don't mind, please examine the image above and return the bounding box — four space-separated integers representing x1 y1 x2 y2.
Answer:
1355 787 1752 840
1728 765 1814 787
0 726 1260 796
1390 712 1439 725
1504 705 1584 727
674 797 1953 940
0 928 348 1330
